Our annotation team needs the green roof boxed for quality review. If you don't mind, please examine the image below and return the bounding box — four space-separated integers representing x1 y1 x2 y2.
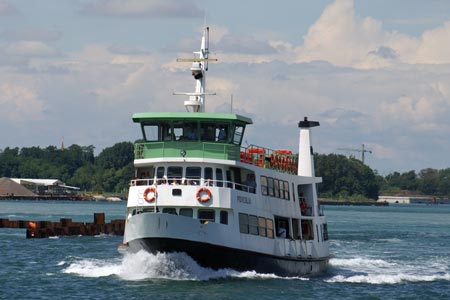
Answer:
132 112 253 124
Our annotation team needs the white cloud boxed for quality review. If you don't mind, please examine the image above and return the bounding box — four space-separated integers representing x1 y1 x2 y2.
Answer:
2 41 58 57
295 0 450 68
0 83 44 122
81 0 202 18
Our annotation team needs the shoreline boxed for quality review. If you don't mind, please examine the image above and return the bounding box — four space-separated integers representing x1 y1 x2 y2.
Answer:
319 199 389 206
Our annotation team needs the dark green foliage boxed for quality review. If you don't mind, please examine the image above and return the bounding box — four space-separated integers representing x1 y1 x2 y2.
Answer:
0 143 133 194
314 153 379 199
2 143 450 198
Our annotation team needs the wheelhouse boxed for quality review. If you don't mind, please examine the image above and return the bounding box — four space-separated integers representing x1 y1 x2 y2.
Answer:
133 112 252 161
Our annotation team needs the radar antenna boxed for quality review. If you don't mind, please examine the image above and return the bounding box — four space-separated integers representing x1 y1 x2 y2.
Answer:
174 27 217 112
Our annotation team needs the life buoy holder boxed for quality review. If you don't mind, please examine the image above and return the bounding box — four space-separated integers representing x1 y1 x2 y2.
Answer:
196 187 212 203
143 186 157 202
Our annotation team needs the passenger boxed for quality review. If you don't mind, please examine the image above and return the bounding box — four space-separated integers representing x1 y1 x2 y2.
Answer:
300 199 308 215
187 126 198 140
277 222 287 238
204 178 213 186
243 174 256 193
159 176 168 185
217 126 227 142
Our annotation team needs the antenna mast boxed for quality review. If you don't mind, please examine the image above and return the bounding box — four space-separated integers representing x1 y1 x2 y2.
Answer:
174 27 217 112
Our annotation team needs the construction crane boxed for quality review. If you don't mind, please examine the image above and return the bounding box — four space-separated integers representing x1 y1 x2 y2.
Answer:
338 144 372 164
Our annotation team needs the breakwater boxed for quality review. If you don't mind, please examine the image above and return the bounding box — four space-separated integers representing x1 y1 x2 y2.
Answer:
0 213 125 238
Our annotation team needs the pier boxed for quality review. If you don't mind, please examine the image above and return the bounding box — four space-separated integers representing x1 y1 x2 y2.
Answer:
0 213 125 238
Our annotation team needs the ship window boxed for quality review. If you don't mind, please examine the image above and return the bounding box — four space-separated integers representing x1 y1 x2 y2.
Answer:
173 122 184 140
172 189 182 196
168 166 183 184
249 215 258 235
258 217 266 237
260 176 268 196
323 223 329 241
216 168 223 187
156 167 165 183
267 177 274 197
274 179 280 198
160 122 173 141
186 167 201 185
239 213 249 234
301 220 314 240
180 208 193 218
284 181 290 200
204 167 213 185
200 123 216 141
220 211 228 225
162 208 177 215
198 209 215 222
216 124 228 142
232 125 244 145
143 124 158 141
279 180 285 199
182 122 199 141
292 218 299 240
266 219 274 239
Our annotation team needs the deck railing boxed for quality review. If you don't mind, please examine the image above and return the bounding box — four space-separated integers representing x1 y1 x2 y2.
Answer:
134 142 298 175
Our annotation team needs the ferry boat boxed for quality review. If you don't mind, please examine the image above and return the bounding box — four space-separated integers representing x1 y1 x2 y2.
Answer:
122 27 330 276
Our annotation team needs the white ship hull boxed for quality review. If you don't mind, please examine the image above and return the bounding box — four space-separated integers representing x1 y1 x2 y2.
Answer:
124 212 329 276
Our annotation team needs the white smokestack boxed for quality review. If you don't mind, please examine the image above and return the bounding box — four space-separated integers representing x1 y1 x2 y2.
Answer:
298 117 320 177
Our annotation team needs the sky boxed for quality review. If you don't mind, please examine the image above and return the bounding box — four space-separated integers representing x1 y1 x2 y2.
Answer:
1 0 450 175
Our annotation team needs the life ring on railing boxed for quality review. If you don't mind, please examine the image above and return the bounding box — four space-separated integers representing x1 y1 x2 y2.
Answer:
143 186 157 202
196 187 212 203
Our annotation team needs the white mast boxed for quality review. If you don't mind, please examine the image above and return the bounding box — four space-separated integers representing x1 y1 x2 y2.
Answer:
174 27 217 112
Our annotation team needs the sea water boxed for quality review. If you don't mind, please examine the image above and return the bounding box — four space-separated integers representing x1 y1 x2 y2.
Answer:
1 200 450 299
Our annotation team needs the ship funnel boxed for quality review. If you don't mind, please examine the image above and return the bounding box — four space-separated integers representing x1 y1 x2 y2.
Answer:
298 117 320 177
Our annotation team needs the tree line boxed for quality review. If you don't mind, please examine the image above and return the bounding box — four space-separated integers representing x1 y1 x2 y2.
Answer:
0 143 134 194
1 143 449 199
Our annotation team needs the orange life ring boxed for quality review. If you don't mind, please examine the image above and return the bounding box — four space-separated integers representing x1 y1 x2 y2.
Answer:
196 187 212 202
143 186 157 202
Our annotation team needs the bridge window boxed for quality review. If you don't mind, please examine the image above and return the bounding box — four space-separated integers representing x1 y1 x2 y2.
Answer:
232 125 244 145
200 123 216 141
143 124 158 141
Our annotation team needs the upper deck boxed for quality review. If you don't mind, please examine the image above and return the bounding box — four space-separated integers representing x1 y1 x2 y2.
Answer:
133 112 298 174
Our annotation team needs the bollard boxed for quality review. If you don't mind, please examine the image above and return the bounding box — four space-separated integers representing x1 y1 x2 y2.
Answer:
94 213 105 225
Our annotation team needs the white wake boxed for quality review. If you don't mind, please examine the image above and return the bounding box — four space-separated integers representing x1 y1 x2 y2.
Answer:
61 250 308 281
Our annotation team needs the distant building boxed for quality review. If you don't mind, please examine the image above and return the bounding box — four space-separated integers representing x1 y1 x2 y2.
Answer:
10 178 80 195
378 196 450 204
0 177 37 197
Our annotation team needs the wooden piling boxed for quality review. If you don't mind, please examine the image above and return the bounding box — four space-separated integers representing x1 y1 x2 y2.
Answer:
0 213 125 238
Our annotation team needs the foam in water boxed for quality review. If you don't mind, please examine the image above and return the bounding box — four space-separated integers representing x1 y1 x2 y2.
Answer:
328 256 450 284
61 250 306 281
